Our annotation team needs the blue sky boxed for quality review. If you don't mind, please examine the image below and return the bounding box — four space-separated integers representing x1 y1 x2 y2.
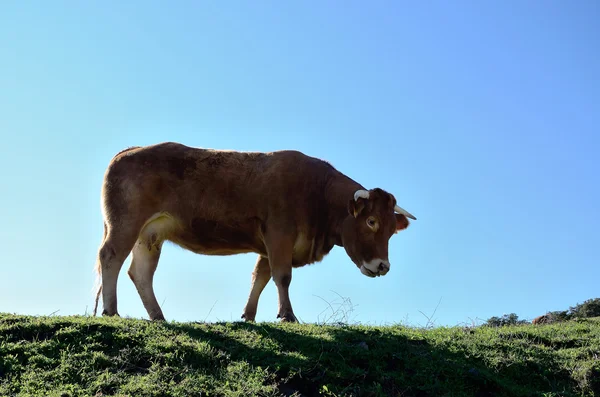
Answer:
1 1 598 327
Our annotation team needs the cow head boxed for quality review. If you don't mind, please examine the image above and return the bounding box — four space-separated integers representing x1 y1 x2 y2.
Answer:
341 188 415 278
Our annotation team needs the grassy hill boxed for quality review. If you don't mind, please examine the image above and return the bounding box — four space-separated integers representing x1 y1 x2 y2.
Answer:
1 313 599 396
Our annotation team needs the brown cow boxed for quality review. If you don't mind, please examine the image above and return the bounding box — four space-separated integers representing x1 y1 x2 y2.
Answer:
92 142 416 322
532 314 550 325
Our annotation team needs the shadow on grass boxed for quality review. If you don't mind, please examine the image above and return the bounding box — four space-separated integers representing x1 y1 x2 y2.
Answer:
1 315 594 397
164 321 583 397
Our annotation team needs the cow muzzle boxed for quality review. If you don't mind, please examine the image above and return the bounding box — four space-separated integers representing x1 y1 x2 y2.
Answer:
360 259 390 278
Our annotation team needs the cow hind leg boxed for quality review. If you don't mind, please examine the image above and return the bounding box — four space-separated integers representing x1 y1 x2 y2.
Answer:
128 235 165 321
97 225 139 317
241 255 271 322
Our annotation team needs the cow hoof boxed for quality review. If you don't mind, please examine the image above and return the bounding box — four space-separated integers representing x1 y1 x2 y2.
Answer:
278 312 297 323
241 313 256 322
102 310 120 317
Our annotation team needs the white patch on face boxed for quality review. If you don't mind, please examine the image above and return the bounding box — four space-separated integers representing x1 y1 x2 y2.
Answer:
360 258 390 277
360 265 377 278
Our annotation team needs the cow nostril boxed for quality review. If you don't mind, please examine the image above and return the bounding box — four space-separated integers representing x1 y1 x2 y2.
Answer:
378 262 387 272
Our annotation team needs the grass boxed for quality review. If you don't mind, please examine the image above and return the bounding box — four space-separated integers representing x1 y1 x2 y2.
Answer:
0 313 599 396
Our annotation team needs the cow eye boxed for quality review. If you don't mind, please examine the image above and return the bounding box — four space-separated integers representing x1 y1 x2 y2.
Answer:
366 217 377 229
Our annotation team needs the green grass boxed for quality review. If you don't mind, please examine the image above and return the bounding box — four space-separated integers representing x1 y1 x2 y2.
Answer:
1 314 599 396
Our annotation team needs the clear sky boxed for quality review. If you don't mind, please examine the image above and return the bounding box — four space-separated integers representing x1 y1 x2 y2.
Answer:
1 1 598 327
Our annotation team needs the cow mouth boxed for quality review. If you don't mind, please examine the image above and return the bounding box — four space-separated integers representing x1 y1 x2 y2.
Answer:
360 265 379 278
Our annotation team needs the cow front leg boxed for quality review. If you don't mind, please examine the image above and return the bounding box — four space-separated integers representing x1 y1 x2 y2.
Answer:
241 255 271 322
273 266 296 322
264 233 297 323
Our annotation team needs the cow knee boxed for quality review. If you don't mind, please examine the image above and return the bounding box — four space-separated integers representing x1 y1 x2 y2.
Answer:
99 244 117 267
274 272 291 288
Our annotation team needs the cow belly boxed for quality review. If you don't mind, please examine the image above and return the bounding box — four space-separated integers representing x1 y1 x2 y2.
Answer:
170 217 266 256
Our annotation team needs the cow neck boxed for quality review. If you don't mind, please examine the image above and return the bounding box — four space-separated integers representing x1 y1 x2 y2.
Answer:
324 172 364 248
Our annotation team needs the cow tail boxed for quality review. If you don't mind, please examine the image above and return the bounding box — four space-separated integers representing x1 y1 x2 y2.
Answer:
92 222 107 317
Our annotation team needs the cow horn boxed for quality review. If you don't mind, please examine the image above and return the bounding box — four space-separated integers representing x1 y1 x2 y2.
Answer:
395 205 417 220
354 190 370 201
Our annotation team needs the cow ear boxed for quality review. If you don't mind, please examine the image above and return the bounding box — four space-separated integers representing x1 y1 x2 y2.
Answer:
395 213 410 232
348 199 366 218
